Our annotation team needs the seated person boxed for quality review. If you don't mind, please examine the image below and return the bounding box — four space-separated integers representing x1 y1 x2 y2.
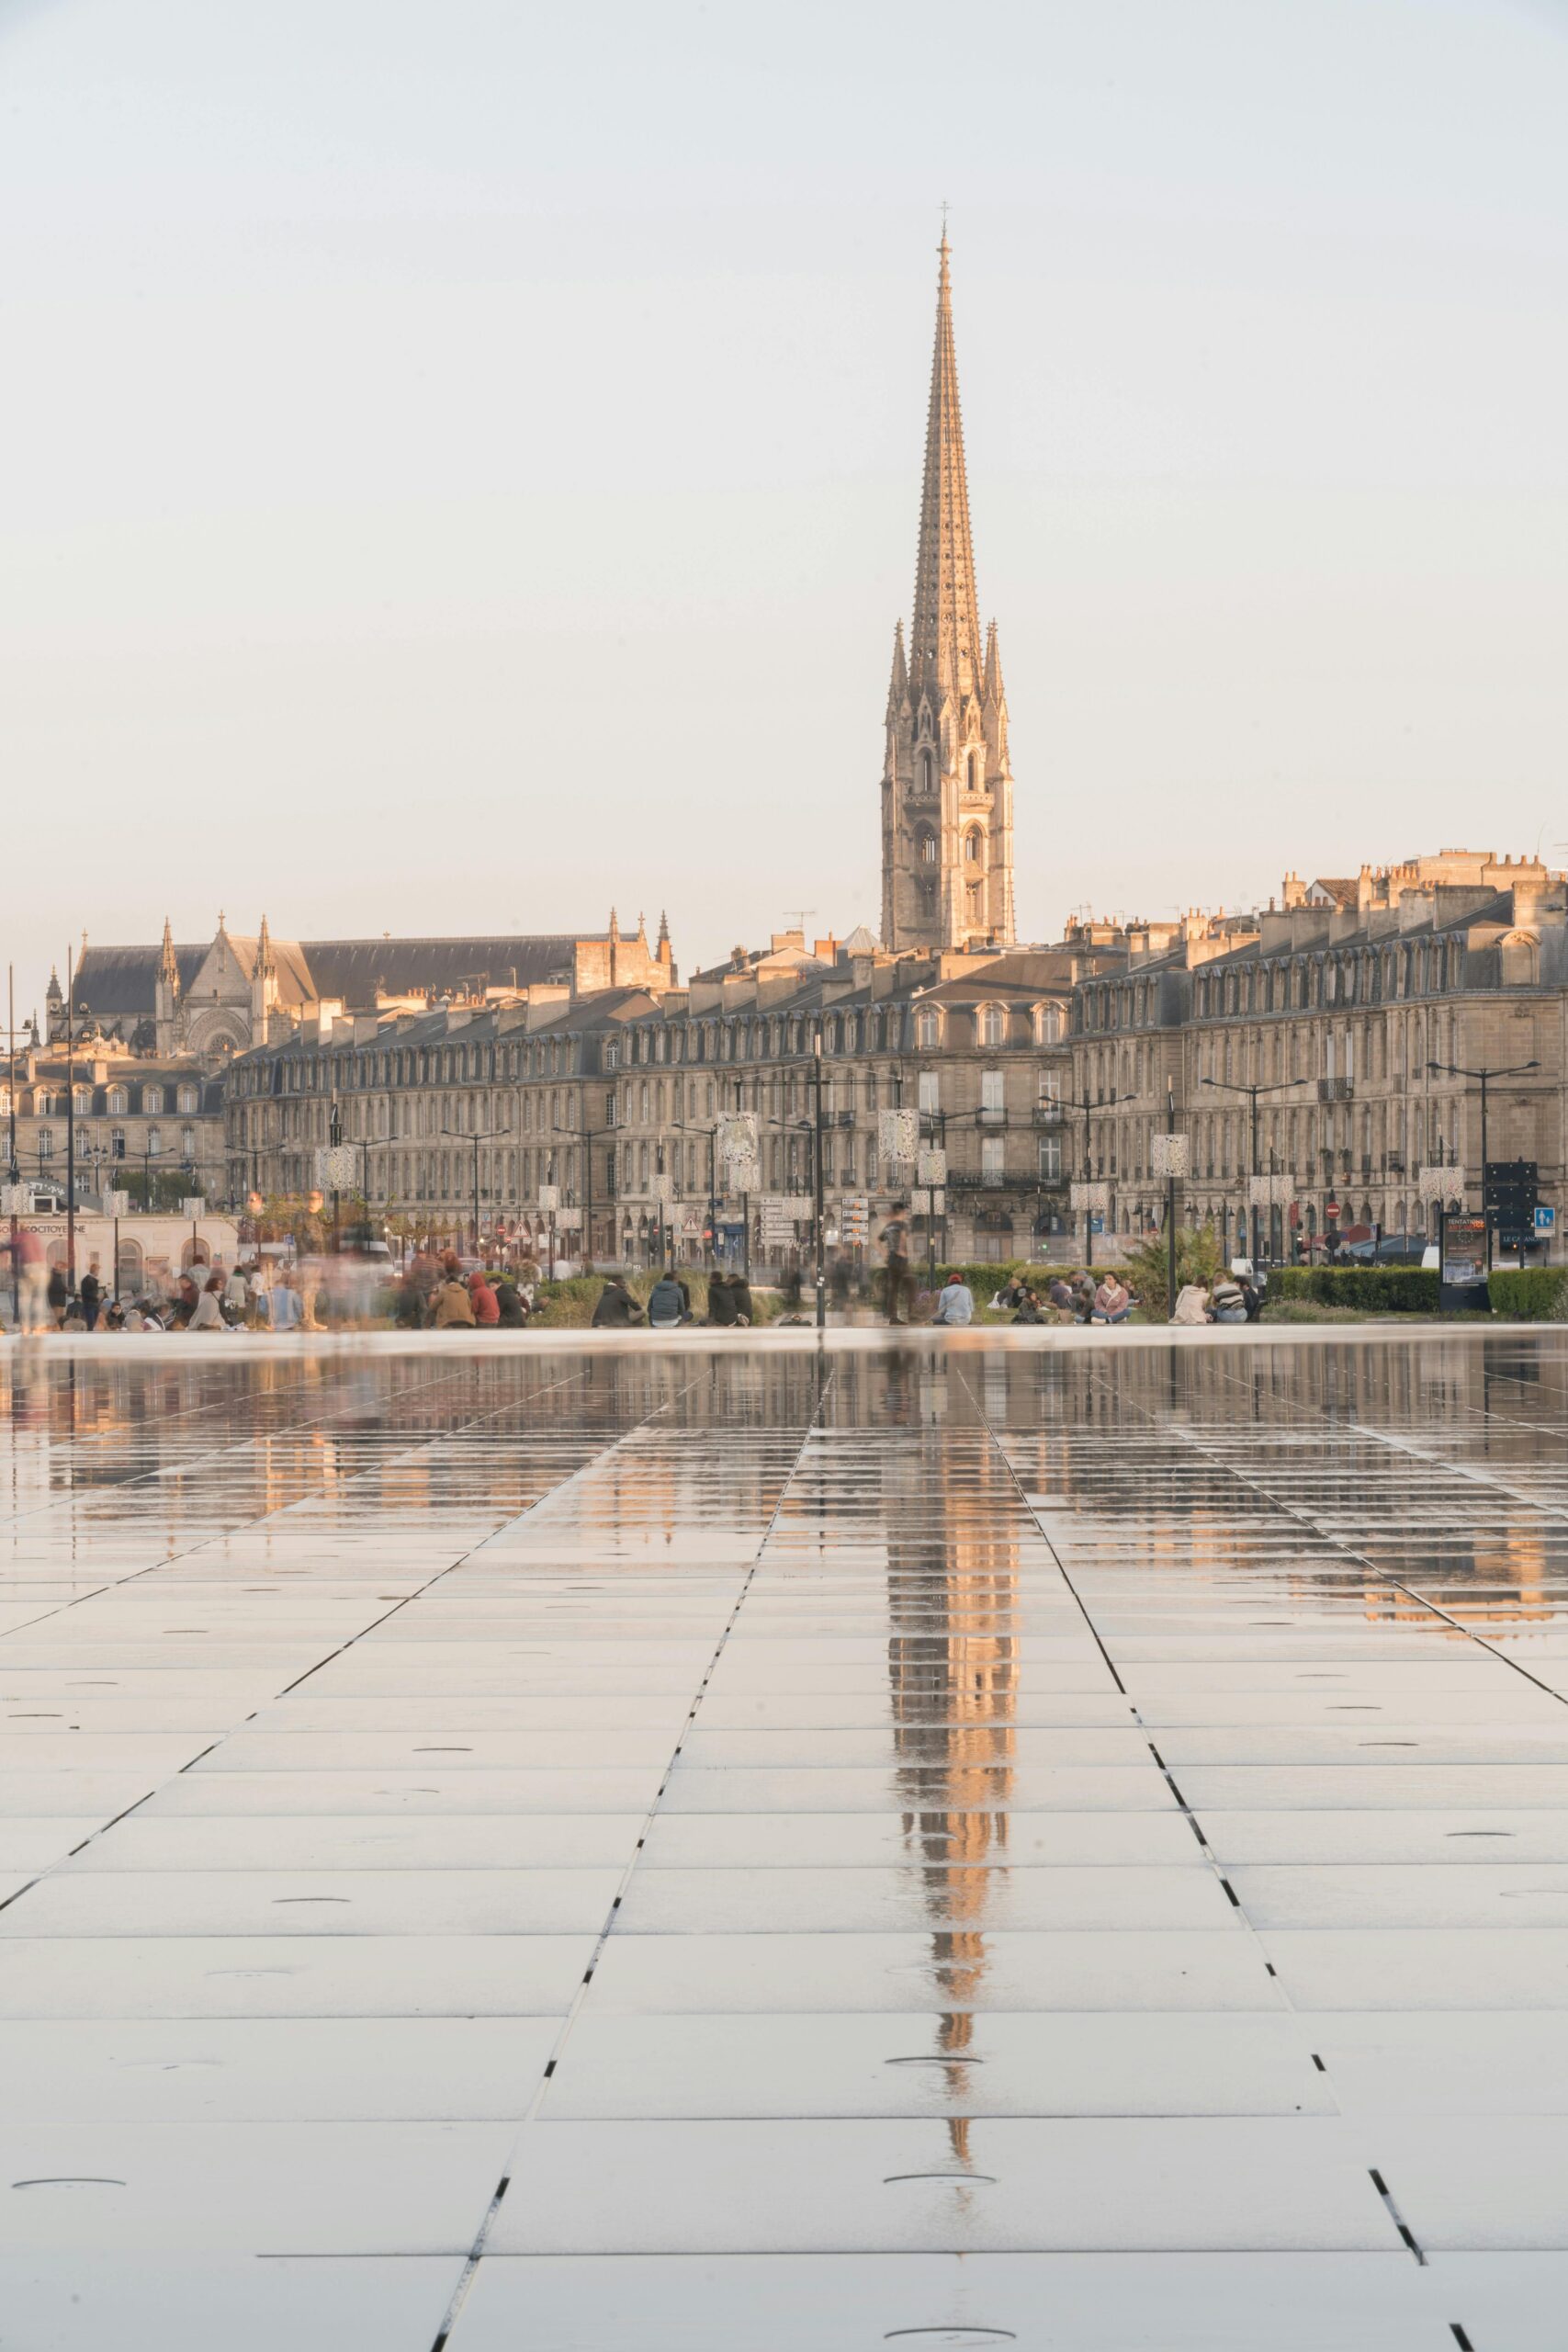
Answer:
1089 1273 1133 1325
1210 1275 1247 1324
930 1272 975 1327
591 1275 642 1328
1171 1281 1211 1326
647 1274 689 1329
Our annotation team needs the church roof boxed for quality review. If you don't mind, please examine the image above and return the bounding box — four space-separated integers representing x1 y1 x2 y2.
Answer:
294 936 590 1005
73 932 613 1021
74 944 206 1016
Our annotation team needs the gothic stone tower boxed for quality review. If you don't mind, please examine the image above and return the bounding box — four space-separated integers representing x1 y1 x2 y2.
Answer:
881 235 1016 953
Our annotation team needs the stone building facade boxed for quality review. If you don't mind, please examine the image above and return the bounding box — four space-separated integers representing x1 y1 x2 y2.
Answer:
224 927 1129 1264
222 849 1568 1271
3 1044 226 1207
1070 852 1566 1255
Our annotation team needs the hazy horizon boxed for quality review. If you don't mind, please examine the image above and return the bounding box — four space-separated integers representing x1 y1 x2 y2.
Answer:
5 0 1568 1024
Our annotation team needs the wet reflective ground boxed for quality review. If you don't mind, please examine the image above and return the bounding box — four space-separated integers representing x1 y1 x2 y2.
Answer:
3 1330 1568 2347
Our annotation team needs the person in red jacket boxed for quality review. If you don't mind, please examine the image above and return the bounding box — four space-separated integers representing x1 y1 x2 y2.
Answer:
468 1271 500 1326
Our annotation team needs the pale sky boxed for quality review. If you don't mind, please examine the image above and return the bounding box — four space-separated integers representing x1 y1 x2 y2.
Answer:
4 0 1567 1022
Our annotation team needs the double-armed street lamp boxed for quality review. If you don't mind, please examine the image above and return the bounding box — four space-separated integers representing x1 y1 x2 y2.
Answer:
1426 1058 1540 1271
440 1125 506 1261
1200 1073 1309 1269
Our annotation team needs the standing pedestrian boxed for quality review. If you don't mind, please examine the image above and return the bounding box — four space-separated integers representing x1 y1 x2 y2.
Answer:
880 1204 912 1327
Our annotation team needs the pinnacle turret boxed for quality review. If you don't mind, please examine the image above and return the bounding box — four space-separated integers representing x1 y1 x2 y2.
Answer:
158 919 180 996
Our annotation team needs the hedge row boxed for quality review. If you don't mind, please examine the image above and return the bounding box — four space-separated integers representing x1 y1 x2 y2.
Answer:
1269 1266 1439 1313
1488 1268 1568 1321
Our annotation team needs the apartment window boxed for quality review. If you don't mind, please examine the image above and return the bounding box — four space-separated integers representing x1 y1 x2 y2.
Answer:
143 1086 164 1115
915 1007 941 1047
918 1070 940 1114
981 1135 1005 1185
110 1129 126 1159
37 1127 53 1159
1039 1135 1063 1181
980 1069 1004 1120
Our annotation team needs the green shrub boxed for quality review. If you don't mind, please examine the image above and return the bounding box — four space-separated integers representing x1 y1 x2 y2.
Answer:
1488 1268 1568 1321
1269 1266 1438 1313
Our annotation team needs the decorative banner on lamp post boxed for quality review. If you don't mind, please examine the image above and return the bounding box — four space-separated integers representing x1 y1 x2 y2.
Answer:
180 1196 208 1219
0 1185 28 1215
878 1108 919 1164
717 1112 759 1163
536 1184 559 1214
910 1187 931 1217
1150 1134 1190 1180
649 1171 674 1204
1247 1171 1294 1207
1069 1181 1111 1216
724 1154 761 1195
1417 1164 1467 1204
314 1146 356 1191
107 1191 130 1217
917 1147 947 1186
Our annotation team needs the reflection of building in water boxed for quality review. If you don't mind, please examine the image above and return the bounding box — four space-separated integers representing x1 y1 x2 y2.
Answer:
885 1427 1021 2160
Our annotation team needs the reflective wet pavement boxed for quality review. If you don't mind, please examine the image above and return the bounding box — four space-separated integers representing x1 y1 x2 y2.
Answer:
3 1329 1568 2347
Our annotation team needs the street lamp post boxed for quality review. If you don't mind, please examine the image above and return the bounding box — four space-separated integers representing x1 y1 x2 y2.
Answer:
554 1120 616 1274
328 1100 343 1255
811 1022 827 1329
63 948 78 1287
1427 1058 1540 1272
677 1122 720 1270
440 1126 505 1261
1165 1080 1178 1318
4 964 18 1329
1200 1074 1308 1270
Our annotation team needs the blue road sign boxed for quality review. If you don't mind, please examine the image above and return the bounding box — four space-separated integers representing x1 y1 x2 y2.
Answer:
1535 1204 1556 1233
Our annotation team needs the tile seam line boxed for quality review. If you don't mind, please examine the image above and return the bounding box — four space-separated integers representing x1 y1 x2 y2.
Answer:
1190 1357 1568 1713
0 1362 506 1644
423 1355 837 2352
961 1365 1392 2206
1070 1352 1488 2264
0 1365 602 1911
0 1356 475 1537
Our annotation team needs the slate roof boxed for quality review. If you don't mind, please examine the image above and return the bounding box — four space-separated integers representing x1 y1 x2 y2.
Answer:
73 934 605 1020
73 945 206 1017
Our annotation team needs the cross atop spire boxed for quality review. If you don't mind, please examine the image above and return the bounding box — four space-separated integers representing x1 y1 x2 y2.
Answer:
908 225 982 707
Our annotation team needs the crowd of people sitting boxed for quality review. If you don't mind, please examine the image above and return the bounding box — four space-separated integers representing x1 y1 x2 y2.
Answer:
588 1270 756 1329
5 1231 1265 1339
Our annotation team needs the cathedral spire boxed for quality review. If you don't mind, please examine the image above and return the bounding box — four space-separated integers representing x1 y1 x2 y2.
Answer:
908 229 983 707
159 917 180 998
253 914 274 980
881 230 1017 955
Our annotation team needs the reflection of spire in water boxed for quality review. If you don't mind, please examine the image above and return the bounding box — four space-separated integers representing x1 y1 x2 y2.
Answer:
885 1426 1020 2161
